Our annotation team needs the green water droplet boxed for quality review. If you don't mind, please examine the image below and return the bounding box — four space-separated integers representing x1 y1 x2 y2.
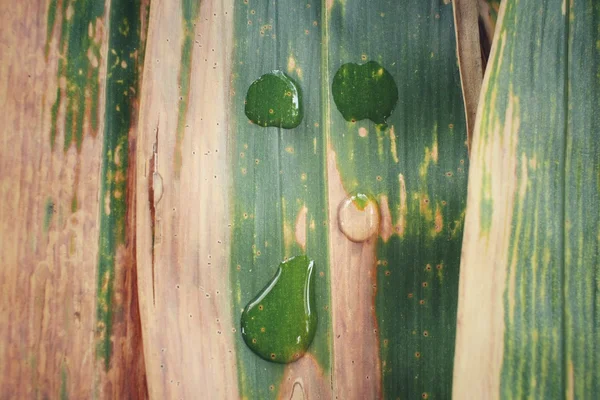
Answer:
245 70 303 129
241 256 317 363
332 61 398 127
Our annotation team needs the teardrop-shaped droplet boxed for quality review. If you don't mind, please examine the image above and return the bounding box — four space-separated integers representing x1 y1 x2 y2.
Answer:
245 70 303 129
338 192 380 242
241 256 317 363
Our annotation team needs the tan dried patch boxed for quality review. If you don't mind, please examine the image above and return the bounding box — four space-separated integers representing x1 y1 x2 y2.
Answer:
419 148 432 178
434 205 443 234
378 195 393 242
277 355 328 399
395 174 407 237
431 131 439 164
389 125 399 163
567 360 574 400
104 192 111 215
287 56 297 73
295 205 308 250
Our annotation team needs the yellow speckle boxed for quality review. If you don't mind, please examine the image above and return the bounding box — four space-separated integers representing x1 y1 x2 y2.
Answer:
285 146 294 154
301 173 307 181
247 20 252 25
115 105 120 111
268 108 274 114
121 60 127 68
241 168 247 175
361 54 367 61
104 193 111 215
287 56 296 72
528 156 538 170
304 29 309 35
377 68 384 76
313 21 318 26
250 9 255 14
114 171 125 182
380 12 385 17
434 206 443 234
389 126 398 163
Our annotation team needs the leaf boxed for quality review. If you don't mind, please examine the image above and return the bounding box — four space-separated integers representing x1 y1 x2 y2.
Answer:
454 0 600 398
229 0 469 398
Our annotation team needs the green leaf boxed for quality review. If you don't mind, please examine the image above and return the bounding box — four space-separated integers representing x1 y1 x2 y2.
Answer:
454 0 599 398
230 1 468 398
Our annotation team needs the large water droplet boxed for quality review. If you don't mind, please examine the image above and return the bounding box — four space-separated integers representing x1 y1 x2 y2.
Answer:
338 192 380 242
245 70 303 129
241 256 317 363
332 61 398 127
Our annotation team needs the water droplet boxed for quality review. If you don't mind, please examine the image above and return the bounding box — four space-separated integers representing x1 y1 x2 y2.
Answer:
245 70 303 129
338 193 380 242
152 172 164 205
241 256 317 363
332 61 398 127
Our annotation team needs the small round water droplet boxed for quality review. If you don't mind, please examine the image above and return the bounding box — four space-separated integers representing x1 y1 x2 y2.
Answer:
244 70 303 129
337 193 380 242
